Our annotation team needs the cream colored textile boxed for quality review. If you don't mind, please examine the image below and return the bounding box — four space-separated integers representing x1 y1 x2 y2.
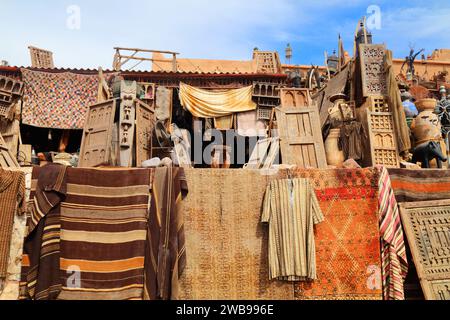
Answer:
179 82 256 118
262 178 324 281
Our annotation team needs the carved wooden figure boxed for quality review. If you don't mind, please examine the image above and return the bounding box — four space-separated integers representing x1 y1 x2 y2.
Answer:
119 81 137 167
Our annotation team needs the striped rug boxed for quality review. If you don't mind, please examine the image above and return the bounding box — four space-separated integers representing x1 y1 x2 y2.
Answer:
377 167 408 300
387 169 450 203
57 168 151 300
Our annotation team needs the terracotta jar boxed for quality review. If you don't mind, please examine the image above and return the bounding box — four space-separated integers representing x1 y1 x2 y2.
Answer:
325 129 345 167
415 98 437 113
411 110 442 145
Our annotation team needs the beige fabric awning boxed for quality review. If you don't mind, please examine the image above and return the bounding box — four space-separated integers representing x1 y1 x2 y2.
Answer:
179 82 256 118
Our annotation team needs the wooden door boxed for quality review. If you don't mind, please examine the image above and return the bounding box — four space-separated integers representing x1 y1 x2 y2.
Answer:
135 99 155 167
79 99 117 168
275 107 327 168
400 200 450 300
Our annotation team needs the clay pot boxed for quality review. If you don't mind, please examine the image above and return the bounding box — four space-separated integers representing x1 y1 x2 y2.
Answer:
325 129 345 167
415 98 437 113
411 110 442 144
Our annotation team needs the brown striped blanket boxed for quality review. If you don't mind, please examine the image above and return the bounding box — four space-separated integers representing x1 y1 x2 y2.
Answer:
58 168 152 300
387 169 450 203
20 166 188 300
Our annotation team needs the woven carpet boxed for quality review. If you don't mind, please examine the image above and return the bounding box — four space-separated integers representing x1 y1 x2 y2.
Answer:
279 168 383 300
178 169 295 300
387 169 450 203
21 69 103 129
58 168 151 300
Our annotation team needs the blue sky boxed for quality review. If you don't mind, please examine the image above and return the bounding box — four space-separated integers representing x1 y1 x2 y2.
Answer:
2 0 450 69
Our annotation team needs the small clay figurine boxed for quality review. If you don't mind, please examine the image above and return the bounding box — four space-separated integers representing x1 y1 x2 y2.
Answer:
412 140 448 168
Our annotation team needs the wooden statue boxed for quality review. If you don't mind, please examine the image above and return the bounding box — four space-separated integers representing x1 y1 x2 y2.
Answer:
119 81 137 167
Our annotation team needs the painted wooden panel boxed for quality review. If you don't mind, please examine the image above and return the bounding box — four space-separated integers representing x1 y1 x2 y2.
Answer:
135 99 155 167
400 200 450 300
275 107 327 168
79 99 117 168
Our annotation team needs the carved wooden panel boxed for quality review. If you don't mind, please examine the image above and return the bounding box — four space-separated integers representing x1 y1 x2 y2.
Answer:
155 86 173 122
359 44 388 97
28 46 54 69
400 200 450 300
367 111 400 167
0 132 19 168
254 51 281 74
79 99 117 168
275 107 327 168
135 99 155 167
119 81 137 167
280 88 312 108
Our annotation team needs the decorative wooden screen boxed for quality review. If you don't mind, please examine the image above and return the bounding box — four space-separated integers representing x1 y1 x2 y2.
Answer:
400 200 450 300
359 44 388 97
0 75 23 106
253 51 281 74
119 81 137 167
0 132 19 168
135 99 155 167
275 107 327 168
28 46 54 69
367 110 400 167
79 99 117 168
280 88 312 108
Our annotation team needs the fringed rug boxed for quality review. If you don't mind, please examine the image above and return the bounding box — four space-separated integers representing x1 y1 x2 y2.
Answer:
179 169 295 300
279 168 383 300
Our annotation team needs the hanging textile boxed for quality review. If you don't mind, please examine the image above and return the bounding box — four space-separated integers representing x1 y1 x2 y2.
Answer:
385 50 411 155
57 168 151 300
388 168 450 203
262 178 324 281
145 166 188 300
279 168 383 300
179 82 256 118
377 166 408 300
21 69 114 129
20 164 67 300
214 114 234 130
0 169 26 280
178 169 295 300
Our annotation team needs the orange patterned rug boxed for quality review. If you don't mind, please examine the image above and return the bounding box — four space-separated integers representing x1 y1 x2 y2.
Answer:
280 169 383 300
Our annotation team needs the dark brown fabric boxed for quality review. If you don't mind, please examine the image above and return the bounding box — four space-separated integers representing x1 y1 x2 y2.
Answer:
340 121 365 161
19 164 67 300
145 167 188 300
